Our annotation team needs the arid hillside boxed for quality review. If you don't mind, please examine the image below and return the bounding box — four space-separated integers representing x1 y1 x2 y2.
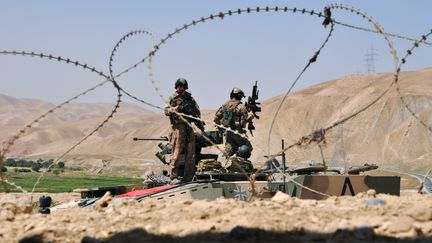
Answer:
1 67 432 174
254 67 432 172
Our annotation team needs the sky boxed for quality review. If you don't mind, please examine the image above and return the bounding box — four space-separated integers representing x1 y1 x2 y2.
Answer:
1 0 431 111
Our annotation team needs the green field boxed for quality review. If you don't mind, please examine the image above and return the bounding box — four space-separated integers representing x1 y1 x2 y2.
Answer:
0 173 144 193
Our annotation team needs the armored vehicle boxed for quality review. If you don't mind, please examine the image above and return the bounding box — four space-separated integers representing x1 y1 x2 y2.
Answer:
73 131 400 205
72 81 400 205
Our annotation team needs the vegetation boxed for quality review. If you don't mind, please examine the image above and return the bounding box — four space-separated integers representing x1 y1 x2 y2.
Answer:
0 173 143 193
31 163 41 172
66 166 83 171
0 165 7 172
58 161 65 169
4 158 55 168
4 158 66 174
13 168 31 173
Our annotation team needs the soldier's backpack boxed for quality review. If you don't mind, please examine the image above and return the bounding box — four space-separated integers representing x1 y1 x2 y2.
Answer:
221 102 240 128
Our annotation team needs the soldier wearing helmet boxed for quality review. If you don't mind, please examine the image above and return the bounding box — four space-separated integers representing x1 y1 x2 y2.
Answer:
214 87 253 159
226 145 254 173
165 78 203 183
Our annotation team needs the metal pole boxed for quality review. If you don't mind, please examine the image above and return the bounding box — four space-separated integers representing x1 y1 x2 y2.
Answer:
282 139 286 193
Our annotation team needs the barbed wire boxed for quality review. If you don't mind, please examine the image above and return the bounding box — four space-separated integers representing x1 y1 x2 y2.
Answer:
266 21 335 155
142 5 338 195
265 3 399 157
29 28 167 196
266 7 432 192
0 27 165 195
0 6 388 197
1 4 430 198
149 7 337 197
392 30 432 189
30 92 122 198
139 6 341 168
101 5 431 163
123 7 325 170
395 30 432 134
139 5 429 181
137 6 327 103
248 3 403 198
27 28 179 196
333 20 432 46
86 5 430 170
88 5 432 114
0 81 110 193
133 6 335 195
0 80 109 159
108 29 164 110
0 50 124 196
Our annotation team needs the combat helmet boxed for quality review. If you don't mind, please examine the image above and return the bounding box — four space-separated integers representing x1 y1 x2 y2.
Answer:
237 145 251 159
230 87 245 100
175 78 188 89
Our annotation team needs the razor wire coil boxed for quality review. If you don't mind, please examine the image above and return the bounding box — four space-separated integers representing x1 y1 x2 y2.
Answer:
0 4 431 198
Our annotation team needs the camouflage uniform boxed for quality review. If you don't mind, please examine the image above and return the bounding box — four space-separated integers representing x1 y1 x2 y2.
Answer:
165 91 201 182
226 155 254 173
214 99 253 158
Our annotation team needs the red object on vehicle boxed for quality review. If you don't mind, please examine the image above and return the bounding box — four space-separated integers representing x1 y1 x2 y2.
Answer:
116 184 174 198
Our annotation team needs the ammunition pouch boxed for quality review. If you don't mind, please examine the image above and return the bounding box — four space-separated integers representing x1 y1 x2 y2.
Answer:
197 159 222 172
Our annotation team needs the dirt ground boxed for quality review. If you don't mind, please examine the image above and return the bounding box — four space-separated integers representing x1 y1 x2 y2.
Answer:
0 191 431 243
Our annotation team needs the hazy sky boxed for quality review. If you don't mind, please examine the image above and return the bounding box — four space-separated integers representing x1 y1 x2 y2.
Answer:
1 0 431 111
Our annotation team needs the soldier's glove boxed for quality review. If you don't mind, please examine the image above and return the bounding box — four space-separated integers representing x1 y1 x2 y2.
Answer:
196 121 205 132
216 126 225 133
165 106 178 115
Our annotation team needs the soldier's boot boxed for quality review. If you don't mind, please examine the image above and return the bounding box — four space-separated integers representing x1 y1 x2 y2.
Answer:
170 166 179 180
170 167 183 184
182 162 195 183
177 165 185 180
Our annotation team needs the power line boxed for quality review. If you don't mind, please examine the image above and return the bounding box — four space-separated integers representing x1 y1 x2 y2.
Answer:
364 45 378 73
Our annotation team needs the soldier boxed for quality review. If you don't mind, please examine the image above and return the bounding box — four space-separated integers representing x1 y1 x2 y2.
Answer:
226 145 254 173
214 87 253 159
165 78 203 183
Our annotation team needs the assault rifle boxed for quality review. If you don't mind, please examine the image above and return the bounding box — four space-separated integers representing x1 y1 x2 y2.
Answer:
245 81 261 136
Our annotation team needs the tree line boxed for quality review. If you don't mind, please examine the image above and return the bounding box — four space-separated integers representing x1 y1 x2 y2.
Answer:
1 158 65 173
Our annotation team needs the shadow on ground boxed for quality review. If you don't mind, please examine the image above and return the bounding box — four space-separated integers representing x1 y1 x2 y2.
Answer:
80 226 431 243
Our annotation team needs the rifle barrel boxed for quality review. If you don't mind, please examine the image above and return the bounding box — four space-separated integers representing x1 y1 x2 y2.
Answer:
133 137 168 141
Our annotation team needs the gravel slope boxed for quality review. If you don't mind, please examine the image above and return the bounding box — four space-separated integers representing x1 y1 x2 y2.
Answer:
1 191 431 242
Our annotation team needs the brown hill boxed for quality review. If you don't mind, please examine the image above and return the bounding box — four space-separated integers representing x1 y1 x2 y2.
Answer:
0 94 153 126
0 96 160 175
1 67 432 174
254 67 432 172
